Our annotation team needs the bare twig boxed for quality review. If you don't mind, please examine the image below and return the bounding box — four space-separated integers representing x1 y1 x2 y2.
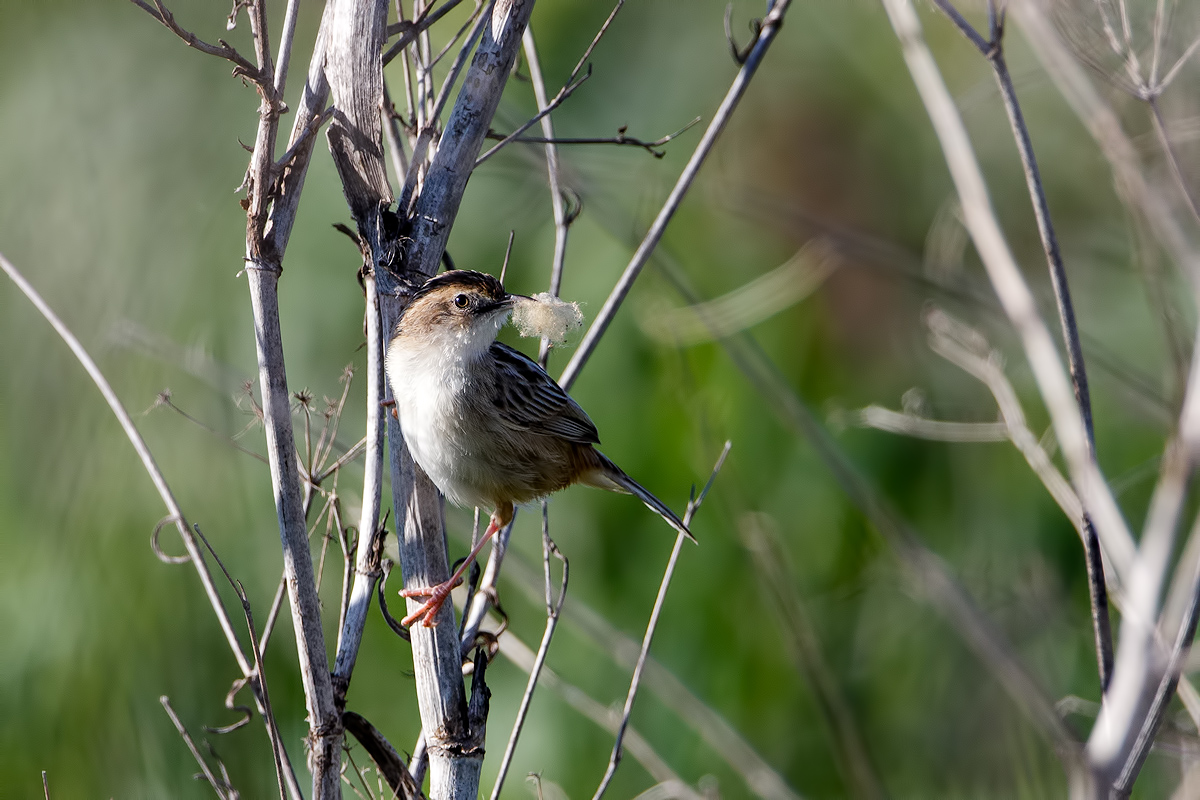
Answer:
428 2 492 132
653 251 1086 779
161 696 232 799
1148 96 1200 225
592 442 731 800
881 0 1136 595
245 80 343 800
333 270 388 693
343 711 427 800
1088 332 1200 782
130 0 259 78
473 0 627 167
522 28 570 364
496 632 685 787
485 117 701 159
192 525 289 800
930 0 1114 689
382 0 468 66
844 404 1009 442
559 1 793 392
488 504 567 799
1116 514 1200 792
741 513 885 800
925 311 1087 539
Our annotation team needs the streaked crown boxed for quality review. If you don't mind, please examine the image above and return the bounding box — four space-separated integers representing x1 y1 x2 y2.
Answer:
394 269 511 341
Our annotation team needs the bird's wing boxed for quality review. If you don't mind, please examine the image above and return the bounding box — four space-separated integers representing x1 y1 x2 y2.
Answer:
489 342 600 444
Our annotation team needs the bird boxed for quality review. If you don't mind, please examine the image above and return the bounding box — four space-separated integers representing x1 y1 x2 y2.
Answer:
385 269 692 627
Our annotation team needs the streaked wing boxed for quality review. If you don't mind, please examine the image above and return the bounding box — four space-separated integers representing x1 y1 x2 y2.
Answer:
489 342 600 444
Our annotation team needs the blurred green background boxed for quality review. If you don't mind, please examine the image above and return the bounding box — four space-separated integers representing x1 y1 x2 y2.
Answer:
2 0 1197 797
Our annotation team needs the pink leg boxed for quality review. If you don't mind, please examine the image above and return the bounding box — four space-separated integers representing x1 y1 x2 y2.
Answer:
400 517 502 628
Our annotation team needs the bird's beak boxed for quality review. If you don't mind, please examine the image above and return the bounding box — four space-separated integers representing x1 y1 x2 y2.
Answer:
480 294 523 315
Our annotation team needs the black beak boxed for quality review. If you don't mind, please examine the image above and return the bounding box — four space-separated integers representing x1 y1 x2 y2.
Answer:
479 294 522 314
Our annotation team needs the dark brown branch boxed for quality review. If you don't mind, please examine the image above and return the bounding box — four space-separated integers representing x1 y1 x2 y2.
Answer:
484 116 701 159
130 0 260 80
344 711 426 800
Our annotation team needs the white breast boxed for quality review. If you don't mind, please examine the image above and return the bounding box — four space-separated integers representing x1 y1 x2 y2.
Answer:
384 317 506 510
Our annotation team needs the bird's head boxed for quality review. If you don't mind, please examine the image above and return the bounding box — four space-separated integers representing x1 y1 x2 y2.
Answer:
392 270 525 358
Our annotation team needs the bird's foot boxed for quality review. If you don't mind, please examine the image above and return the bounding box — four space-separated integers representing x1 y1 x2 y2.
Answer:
399 576 464 628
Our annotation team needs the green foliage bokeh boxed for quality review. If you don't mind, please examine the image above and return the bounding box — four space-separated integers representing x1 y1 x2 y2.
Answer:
1 0 1194 797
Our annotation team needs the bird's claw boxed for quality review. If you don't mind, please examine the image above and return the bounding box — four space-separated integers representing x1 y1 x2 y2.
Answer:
399 576 464 627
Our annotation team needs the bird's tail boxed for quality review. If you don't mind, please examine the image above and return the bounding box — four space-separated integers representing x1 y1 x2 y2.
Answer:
585 452 695 542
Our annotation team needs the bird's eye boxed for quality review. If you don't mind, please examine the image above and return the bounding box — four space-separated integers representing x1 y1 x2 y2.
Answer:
453 294 469 309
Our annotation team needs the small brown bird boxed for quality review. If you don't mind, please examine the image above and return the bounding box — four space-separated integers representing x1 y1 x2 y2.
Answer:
385 270 691 627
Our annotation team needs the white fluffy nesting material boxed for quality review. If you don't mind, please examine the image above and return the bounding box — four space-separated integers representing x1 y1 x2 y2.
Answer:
511 292 583 345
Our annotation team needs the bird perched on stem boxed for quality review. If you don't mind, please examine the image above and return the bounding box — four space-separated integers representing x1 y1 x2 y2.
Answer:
386 269 692 627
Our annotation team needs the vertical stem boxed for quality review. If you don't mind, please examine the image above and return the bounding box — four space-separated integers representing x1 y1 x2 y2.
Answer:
333 271 388 690
522 28 571 364
989 43 1113 692
245 265 342 799
379 279 481 800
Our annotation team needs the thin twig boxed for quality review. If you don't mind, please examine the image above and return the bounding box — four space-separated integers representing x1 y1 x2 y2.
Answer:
1116 513 1200 792
428 1 492 128
473 0 628 167
0 253 252 680
382 0 467 66
129 0 259 79
333 270 388 692
485 117 701 159
1089 332 1200 781
881 0 1136 591
161 696 231 799
1148 96 1200 225
559 1 793 392
522 28 570 365
844 405 1009 442
274 0 302 96
488 503 567 799
192 525 288 800
930 0 1114 689
741 513 885 800
926 310 1087 538
592 442 731 800
653 249 1085 772
496 631 684 787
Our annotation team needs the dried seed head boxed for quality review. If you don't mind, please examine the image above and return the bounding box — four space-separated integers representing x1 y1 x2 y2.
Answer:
511 293 583 345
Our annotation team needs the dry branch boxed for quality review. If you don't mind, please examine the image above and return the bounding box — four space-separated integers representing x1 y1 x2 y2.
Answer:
559 0 793 391
930 0 1113 690
881 0 1135 591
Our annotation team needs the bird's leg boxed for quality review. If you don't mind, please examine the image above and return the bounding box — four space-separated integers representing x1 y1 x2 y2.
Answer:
400 515 502 628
